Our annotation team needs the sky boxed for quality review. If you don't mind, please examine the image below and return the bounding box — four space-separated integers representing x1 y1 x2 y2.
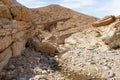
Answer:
17 0 120 18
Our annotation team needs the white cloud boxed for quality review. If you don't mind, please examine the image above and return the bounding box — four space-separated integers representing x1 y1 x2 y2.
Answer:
17 0 97 9
17 0 47 8
59 0 97 9
16 0 120 17
93 0 120 17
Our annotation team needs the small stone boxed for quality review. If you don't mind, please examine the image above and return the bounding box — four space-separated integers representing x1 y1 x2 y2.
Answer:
103 70 115 78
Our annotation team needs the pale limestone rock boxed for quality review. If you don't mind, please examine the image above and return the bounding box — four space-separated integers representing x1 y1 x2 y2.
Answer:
95 20 120 49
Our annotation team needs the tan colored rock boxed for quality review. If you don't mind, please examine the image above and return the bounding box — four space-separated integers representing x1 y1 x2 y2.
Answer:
0 0 34 72
37 42 56 54
11 40 26 57
0 48 12 72
31 4 76 25
32 38 56 56
1 0 31 22
107 22 120 49
0 0 98 72
0 36 12 52
10 5 31 22
12 31 25 41
0 1 12 19
92 15 115 27
31 5 97 50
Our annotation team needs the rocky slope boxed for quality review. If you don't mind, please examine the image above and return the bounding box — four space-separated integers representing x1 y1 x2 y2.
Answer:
0 0 97 74
1 14 120 80
30 4 97 55
58 15 120 80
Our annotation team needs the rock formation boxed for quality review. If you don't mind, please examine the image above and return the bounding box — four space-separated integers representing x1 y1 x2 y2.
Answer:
0 0 35 72
92 15 115 27
93 15 120 49
0 0 97 72
31 5 97 54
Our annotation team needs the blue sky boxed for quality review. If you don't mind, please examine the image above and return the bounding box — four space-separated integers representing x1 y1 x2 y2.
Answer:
17 0 120 18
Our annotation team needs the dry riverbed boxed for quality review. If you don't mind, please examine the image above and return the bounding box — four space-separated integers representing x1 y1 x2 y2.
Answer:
0 31 120 80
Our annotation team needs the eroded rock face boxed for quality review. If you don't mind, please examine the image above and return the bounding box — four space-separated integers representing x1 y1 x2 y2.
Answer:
0 0 97 72
0 0 34 72
93 16 120 49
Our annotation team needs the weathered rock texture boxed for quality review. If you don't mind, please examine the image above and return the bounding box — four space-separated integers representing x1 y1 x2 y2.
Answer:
31 5 97 54
0 0 97 72
93 16 120 49
0 0 35 72
92 15 115 27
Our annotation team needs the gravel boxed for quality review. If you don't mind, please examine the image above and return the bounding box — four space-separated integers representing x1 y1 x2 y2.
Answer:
59 43 120 80
0 48 68 80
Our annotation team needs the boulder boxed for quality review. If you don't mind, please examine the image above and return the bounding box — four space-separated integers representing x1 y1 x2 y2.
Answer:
31 37 57 56
92 15 115 27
